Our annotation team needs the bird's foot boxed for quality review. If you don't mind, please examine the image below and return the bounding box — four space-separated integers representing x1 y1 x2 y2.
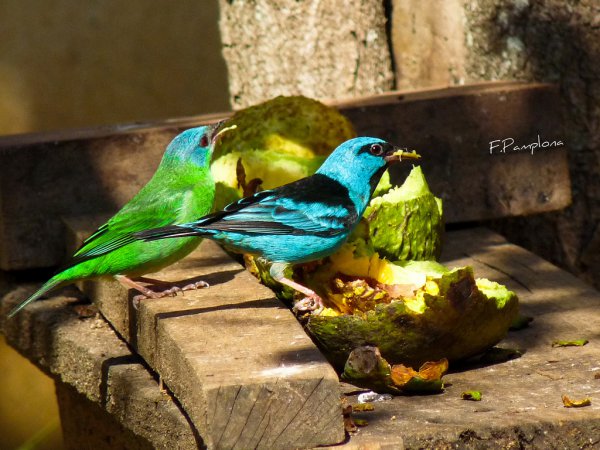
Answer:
129 279 210 309
293 294 324 315
180 280 210 292
131 286 180 309
160 286 183 297
159 376 168 395
132 291 160 309
269 269 325 315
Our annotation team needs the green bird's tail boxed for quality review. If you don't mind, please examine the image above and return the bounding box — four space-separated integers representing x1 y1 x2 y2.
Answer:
7 276 66 318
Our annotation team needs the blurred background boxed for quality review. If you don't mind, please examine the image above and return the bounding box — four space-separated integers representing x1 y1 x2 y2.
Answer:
0 1 228 448
0 1 229 136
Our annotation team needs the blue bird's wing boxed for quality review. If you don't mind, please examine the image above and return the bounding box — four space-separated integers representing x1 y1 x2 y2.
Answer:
191 174 358 237
136 174 359 242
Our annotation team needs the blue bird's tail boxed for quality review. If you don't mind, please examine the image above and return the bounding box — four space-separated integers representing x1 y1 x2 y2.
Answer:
8 276 65 318
134 224 209 242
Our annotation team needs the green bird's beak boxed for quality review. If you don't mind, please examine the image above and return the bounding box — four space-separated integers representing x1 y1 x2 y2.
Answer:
210 122 237 146
384 148 421 163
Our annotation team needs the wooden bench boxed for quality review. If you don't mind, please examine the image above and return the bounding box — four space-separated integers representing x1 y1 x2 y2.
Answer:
3 82 598 449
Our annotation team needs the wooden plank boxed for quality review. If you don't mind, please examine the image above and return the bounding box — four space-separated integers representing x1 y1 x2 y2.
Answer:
0 82 570 270
4 227 600 448
338 82 571 223
0 290 200 450
335 227 600 448
61 216 344 449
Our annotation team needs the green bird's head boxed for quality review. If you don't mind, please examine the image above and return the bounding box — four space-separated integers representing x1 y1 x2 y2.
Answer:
148 121 237 193
162 123 224 169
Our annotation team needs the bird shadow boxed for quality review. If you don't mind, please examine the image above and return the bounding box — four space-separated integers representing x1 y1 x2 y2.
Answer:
152 296 282 322
138 267 244 292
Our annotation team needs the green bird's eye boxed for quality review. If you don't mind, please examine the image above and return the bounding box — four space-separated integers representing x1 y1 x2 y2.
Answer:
369 143 383 156
199 134 209 147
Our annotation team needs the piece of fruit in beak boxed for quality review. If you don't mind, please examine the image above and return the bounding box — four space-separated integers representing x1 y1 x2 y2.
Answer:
211 123 238 146
385 148 421 163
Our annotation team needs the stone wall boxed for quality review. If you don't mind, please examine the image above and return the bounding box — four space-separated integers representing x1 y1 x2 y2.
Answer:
219 0 394 109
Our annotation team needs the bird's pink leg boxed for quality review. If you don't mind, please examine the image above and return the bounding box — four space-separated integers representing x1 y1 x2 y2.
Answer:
115 275 204 309
126 276 209 296
269 262 324 314
277 276 325 314
115 275 166 299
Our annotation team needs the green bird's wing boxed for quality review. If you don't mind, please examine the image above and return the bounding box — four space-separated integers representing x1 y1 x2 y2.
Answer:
68 189 193 268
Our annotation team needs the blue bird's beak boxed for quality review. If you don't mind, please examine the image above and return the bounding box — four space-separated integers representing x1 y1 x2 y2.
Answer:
384 148 421 163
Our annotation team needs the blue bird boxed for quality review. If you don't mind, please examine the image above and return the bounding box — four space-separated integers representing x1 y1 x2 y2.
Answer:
135 137 420 312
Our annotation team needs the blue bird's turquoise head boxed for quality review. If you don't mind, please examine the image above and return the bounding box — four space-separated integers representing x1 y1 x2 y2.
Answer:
316 137 417 195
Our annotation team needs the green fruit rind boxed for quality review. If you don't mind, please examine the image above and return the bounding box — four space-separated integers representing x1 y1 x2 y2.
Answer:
306 267 519 370
210 95 356 209
364 166 443 262
373 170 392 197
212 151 326 210
341 346 392 392
212 150 326 190
394 260 449 277
212 96 356 160
401 377 444 393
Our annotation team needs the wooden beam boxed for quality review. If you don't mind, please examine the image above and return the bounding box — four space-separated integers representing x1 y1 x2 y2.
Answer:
0 82 570 270
63 216 345 449
337 82 571 223
0 289 200 449
4 228 600 448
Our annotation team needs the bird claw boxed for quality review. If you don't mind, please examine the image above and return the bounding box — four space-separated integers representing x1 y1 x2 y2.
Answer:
131 287 179 309
161 286 182 297
132 294 150 310
181 280 210 291
293 294 324 315
131 281 209 309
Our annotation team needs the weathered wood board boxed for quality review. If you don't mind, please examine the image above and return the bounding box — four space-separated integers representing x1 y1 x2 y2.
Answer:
338 82 571 223
3 228 600 449
63 216 344 449
0 82 570 270
341 227 600 448
0 289 200 450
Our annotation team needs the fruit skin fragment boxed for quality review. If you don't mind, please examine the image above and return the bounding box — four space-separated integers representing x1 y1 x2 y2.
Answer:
389 358 448 393
562 395 591 408
551 339 589 347
461 390 482 401
342 345 449 394
352 403 375 412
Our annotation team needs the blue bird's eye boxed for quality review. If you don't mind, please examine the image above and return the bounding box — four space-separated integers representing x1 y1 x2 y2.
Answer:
369 143 384 156
199 134 209 147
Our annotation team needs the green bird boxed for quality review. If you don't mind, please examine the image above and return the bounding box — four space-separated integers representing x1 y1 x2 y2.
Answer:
9 123 229 318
